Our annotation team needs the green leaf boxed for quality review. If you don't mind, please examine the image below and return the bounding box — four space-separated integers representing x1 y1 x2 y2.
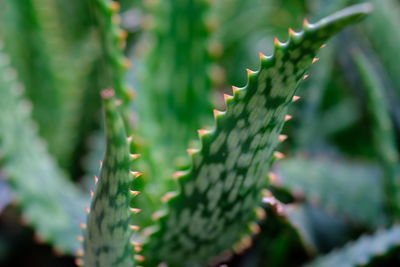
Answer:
82 0 140 265
353 49 400 220
0 47 88 253
254 201 315 267
306 225 400 267
137 0 215 182
0 0 98 169
90 0 134 126
364 0 400 96
274 157 386 227
139 4 373 266
83 89 139 267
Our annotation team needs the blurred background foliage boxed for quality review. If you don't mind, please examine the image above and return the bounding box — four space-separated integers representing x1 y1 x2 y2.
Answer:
0 0 399 266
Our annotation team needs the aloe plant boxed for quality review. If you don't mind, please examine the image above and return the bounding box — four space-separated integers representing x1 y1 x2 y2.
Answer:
1 1 400 267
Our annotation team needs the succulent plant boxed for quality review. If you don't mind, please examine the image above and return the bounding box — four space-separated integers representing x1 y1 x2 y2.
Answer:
1 1 400 267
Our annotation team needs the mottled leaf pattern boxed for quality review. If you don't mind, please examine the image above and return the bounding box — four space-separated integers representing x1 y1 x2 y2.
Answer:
83 90 139 267
140 4 372 266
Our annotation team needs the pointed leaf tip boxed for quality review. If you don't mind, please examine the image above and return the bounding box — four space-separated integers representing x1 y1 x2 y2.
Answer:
213 109 224 117
249 222 261 234
130 171 143 178
259 51 267 59
151 210 166 220
224 93 233 101
122 58 132 69
292 95 301 102
130 225 141 231
76 249 84 257
268 172 280 184
187 148 198 155
246 68 256 76
130 154 141 160
274 151 285 159
130 208 142 214
198 129 211 137
303 18 310 27
161 192 177 203
134 255 145 262
314 3 373 30
118 29 128 40
130 190 141 197
288 28 296 36
75 258 84 266
109 1 120 12
131 241 142 247
255 207 267 220
279 134 288 142
232 86 240 93
100 88 115 99
172 171 187 179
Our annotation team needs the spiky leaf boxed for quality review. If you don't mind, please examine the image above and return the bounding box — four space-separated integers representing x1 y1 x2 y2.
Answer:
140 4 372 266
0 0 98 168
306 225 400 267
83 90 139 267
82 1 140 265
273 157 386 227
0 48 88 253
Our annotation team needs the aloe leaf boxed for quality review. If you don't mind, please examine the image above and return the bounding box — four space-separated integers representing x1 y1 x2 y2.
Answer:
0 47 88 253
255 200 315 267
286 204 355 254
306 225 400 267
90 0 134 127
81 1 142 266
222 200 314 267
274 157 386 227
353 49 400 220
0 0 98 169
364 0 400 96
83 89 139 267
137 0 216 182
138 4 372 266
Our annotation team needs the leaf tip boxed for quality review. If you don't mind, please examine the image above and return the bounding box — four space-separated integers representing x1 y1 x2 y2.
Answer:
292 95 301 102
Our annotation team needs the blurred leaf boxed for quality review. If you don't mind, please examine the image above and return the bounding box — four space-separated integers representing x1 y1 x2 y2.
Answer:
0 48 88 253
274 156 386 227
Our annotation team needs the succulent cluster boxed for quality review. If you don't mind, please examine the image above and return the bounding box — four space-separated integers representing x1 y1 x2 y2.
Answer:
0 0 399 267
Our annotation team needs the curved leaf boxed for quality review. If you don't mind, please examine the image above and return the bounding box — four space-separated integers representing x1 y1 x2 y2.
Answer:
140 4 373 266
